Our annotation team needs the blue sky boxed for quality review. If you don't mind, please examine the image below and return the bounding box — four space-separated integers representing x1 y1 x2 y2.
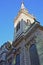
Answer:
0 0 43 46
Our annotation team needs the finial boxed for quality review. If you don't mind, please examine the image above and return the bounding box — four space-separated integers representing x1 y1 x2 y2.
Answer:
21 1 25 9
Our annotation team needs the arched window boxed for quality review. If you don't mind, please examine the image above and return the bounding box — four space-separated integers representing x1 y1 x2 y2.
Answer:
27 19 31 26
16 22 20 32
29 44 40 65
21 19 24 22
16 54 20 65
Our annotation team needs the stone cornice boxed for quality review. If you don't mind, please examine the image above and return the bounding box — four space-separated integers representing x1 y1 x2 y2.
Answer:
38 25 43 30
14 9 35 23
25 36 35 48
12 35 24 47
12 22 40 47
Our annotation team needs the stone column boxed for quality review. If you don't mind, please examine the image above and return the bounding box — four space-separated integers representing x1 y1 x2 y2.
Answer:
23 45 31 65
20 46 31 65
20 47 25 65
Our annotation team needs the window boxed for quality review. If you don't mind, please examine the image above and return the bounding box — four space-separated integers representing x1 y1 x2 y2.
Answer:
16 54 20 65
29 44 40 65
21 19 23 22
27 19 31 26
16 22 20 32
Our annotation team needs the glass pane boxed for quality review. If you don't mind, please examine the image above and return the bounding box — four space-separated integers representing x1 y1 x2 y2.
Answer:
29 44 40 65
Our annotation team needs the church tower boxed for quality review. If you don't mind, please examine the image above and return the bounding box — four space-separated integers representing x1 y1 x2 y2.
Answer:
0 2 43 65
14 2 35 40
13 2 43 65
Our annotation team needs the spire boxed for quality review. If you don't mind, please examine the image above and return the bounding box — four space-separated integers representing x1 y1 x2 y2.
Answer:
20 1 28 13
21 2 25 9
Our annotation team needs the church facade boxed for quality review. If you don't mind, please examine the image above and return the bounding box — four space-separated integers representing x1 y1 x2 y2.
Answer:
0 3 43 65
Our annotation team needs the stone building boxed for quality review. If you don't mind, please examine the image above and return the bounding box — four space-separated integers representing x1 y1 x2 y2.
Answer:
0 2 43 65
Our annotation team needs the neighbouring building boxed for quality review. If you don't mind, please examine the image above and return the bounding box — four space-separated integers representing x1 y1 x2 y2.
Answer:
0 2 43 65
